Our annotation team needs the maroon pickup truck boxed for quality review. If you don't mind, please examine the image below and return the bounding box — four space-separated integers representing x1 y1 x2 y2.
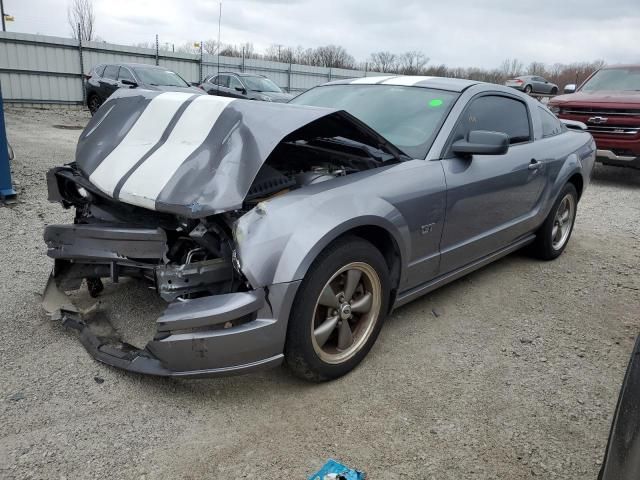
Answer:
548 65 640 169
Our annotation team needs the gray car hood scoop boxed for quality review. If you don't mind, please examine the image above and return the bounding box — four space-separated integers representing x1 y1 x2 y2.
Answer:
75 89 400 218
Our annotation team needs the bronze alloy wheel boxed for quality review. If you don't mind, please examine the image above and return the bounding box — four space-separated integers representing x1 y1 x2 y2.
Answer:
551 193 576 251
310 261 382 364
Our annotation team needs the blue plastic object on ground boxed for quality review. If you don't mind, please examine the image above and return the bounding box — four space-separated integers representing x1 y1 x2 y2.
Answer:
307 459 366 480
0 83 16 201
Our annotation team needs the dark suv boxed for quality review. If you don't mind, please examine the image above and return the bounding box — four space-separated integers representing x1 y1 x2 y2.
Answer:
198 72 293 102
84 63 202 115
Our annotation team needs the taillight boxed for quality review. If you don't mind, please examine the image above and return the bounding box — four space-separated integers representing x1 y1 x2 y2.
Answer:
515 79 523 84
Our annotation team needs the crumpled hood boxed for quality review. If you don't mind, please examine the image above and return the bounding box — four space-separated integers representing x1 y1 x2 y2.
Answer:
76 89 345 217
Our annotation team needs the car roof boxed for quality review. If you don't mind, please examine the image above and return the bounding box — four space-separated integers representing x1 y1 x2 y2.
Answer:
99 63 169 70
322 75 480 92
601 64 640 70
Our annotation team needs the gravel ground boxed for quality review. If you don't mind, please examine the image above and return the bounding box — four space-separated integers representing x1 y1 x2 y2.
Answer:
0 107 639 480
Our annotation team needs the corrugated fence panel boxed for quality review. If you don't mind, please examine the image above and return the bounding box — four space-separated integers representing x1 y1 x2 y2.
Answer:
0 31 391 104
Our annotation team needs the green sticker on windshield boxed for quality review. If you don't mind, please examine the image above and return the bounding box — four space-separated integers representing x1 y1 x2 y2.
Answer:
429 99 444 108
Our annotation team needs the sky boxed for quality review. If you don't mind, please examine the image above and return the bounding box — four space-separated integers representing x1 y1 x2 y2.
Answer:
5 0 640 69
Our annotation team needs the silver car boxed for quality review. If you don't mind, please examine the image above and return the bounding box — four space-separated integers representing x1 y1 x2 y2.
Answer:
43 76 595 381
505 75 559 95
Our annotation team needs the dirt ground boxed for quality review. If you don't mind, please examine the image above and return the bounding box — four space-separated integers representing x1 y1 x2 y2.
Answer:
0 107 638 480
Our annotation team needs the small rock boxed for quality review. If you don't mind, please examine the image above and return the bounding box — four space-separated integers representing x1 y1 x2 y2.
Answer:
432 307 442 318
540 357 548 363
429 428 437 434
9 392 25 401
18 230 25 235
520 338 533 344
93 376 104 384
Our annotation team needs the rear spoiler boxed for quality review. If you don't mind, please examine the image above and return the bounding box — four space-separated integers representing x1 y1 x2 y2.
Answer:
561 119 588 131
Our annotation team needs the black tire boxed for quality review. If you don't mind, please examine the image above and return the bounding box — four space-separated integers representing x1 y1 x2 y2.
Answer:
87 95 102 116
550 87 558 95
530 183 578 260
284 237 390 382
524 84 533 94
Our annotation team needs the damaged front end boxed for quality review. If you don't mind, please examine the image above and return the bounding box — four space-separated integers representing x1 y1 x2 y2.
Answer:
43 90 403 376
44 165 293 376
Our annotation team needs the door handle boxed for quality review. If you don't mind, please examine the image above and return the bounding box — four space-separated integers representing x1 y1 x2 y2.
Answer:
528 159 542 170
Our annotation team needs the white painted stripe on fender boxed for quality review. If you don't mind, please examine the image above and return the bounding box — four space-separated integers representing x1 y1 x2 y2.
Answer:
89 92 193 196
118 95 235 210
381 76 435 86
349 75 398 84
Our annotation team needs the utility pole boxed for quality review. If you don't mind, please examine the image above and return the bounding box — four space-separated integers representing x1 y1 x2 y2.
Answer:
1 0 6 32
216 1 222 75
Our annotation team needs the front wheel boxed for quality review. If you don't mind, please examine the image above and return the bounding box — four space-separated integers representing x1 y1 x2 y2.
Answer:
524 84 533 94
284 237 390 382
530 183 578 260
87 95 102 116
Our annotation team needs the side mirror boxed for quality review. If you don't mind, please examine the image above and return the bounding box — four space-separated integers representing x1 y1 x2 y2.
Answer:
563 84 576 94
121 79 138 88
451 130 510 156
235 86 246 94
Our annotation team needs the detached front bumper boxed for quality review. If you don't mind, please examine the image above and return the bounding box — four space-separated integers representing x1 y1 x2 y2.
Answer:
43 273 300 377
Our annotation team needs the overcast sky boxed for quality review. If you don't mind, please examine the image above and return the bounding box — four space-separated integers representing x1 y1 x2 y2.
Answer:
6 0 640 68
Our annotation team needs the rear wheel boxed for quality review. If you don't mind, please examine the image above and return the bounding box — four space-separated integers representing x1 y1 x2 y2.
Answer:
524 84 533 94
88 95 102 115
284 237 390 382
530 183 578 260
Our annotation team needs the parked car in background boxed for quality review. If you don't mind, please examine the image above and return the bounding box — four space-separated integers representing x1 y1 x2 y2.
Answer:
84 63 202 115
549 65 640 170
44 76 594 382
505 75 559 95
199 72 293 102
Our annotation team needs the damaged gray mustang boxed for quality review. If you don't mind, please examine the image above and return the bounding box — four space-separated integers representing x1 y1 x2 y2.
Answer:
43 75 595 381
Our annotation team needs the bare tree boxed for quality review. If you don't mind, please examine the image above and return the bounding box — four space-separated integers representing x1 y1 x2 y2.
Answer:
369 51 398 73
67 0 95 41
499 58 524 78
398 51 429 75
202 39 221 55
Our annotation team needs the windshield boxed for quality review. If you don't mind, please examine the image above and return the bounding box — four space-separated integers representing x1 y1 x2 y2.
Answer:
133 67 190 88
242 76 282 93
290 84 458 158
581 68 640 92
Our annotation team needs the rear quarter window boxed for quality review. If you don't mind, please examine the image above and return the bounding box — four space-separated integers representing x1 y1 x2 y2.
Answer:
539 107 564 138
103 65 119 80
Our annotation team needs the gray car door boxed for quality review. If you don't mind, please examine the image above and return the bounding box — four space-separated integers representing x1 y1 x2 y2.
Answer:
215 75 232 97
438 93 546 273
228 75 248 99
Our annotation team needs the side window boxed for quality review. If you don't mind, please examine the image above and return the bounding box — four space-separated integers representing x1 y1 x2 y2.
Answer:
539 107 564 138
229 76 244 90
118 67 135 82
92 65 106 77
217 75 230 87
452 95 532 146
103 65 119 80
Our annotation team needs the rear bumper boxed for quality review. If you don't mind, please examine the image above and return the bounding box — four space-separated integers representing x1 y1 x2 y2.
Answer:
43 273 300 377
596 149 640 169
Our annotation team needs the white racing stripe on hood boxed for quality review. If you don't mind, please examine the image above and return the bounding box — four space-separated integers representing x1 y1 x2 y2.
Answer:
118 95 235 210
89 91 192 196
349 75 398 84
381 76 434 86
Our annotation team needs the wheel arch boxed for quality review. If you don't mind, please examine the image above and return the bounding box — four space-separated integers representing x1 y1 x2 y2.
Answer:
567 172 584 200
315 224 403 310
